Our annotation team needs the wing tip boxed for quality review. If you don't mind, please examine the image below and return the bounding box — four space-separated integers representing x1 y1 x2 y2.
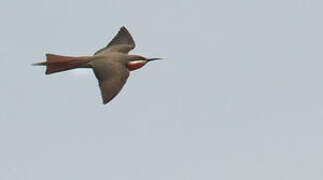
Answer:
102 99 109 104
120 26 131 35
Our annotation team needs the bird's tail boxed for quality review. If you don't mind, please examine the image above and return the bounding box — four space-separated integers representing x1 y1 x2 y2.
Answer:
33 54 93 74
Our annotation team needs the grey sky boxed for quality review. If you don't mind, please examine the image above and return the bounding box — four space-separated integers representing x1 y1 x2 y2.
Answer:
1 0 323 179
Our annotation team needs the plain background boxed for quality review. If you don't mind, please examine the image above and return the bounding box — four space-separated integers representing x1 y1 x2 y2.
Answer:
1 0 323 179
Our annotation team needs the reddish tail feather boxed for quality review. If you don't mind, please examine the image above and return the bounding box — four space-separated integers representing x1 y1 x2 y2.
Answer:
33 54 92 74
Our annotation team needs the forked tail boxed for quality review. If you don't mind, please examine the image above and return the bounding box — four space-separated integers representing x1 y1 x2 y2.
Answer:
33 54 93 74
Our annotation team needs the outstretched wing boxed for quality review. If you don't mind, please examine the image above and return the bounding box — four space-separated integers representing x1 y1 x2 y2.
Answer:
89 58 129 104
94 26 136 55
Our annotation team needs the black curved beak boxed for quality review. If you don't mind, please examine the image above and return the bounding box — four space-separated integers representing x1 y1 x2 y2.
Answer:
146 58 163 62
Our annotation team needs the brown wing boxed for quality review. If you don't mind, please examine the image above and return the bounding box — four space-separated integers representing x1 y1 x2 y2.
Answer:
89 58 129 104
94 26 136 55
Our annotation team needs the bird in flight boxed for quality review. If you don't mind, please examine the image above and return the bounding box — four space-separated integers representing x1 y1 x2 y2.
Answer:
33 26 162 104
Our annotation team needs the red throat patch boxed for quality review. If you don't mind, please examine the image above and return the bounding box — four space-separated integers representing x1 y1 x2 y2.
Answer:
127 60 147 71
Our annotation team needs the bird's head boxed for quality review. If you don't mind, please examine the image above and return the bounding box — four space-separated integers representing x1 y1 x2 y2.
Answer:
126 55 162 71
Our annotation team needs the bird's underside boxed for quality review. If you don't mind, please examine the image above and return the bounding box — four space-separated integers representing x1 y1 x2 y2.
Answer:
33 26 136 104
